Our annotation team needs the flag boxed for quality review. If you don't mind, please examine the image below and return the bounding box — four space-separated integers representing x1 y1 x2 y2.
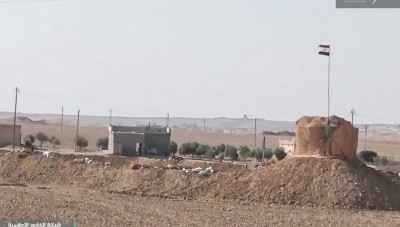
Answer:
319 45 330 56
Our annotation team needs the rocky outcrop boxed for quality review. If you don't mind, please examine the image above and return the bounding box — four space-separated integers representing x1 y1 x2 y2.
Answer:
294 116 358 160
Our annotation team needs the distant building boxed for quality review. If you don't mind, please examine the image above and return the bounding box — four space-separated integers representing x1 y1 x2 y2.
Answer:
106 125 171 157
0 124 21 147
279 137 295 155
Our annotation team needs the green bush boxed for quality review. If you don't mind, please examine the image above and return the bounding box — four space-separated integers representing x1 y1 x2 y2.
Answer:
225 145 238 161
195 145 207 157
273 147 287 161
358 150 377 163
205 149 216 159
96 137 108 150
239 146 251 159
255 148 273 161
76 135 89 149
24 135 35 146
169 141 178 155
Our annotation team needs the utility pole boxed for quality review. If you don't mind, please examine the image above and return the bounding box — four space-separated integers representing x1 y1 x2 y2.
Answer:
364 125 368 151
74 110 80 152
61 106 64 132
203 118 206 133
351 109 355 126
12 87 19 149
254 118 257 147
109 109 113 126
166 113 170 128
261 136 266 165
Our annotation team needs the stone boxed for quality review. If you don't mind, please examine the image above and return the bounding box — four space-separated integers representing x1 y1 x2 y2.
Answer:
294 116 358 160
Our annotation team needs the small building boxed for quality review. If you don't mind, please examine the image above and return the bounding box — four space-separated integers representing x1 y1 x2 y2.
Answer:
279 137 295 155
0 124 21 147
106 125 171 157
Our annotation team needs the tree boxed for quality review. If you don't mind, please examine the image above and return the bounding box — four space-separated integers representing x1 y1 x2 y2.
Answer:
35 132 48 148
205 149 216 159
23 135 35 146
255 148 273 162
169 141 178 155
96 137 109 150
216 144 225 156
49 136 61 147
76 135 89 149
239 146 251 159
273 147 287 161
195 145 207 157
225 145 238 161
358 150 377 163
179 142 199 158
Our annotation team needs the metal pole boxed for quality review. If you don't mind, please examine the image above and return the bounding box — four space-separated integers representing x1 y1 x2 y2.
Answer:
254 118 257 147
12 87 18 149
364 125 368 151
203 118 206 133
109 109 112 126
61 106 64 132
74 110 80 152
328 52 331 121
351 109 355 126
261 136 266 165
167 113 170 128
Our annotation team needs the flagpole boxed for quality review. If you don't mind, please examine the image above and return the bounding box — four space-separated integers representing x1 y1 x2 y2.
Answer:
12 87 18 149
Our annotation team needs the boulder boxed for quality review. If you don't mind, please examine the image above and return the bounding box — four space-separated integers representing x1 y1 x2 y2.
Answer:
294 116 358 160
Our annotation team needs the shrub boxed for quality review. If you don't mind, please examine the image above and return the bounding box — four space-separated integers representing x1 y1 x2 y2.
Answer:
23 135 35 146
179 142 199 157
195 145 207 157
255 148 273 162
216 144 226 156
76 135 89 149
205 149 216 159
96 137 109 150
239 146 251 159
35 132 48 148
273 147 287 161
358 150 377 163
48 136 61 147
225 145 238 161
169 141 178 155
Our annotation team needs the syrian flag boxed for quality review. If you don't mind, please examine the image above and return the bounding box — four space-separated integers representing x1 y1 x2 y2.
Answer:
319 45 330 56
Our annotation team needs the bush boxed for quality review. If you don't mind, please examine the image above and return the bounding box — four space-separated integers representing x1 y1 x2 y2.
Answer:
179 142 199 157
76 135 89 149
373 156 390 166
35 132 48 148
225 145 238 161
216 144 225 156
239 146 251 159
169 141 178 155
205 149 216 159
273 147 287 161
195 145 207 157
48 136 61 147
358 150 377 163
255 148 273 161
96 137 109 150
24 135 35 146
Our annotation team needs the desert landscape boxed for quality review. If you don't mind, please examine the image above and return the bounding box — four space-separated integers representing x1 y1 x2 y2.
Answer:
1 115 400 226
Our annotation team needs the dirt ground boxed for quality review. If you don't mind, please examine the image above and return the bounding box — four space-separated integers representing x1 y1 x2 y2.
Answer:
1 184 400 227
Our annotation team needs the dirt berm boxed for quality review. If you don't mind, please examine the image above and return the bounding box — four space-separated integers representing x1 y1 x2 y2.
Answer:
1 152 400 210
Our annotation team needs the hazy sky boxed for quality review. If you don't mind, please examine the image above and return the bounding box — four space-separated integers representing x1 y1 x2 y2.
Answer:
0 0 399 123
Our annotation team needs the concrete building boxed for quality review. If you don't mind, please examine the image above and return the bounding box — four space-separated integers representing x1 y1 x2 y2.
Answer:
106 125 171 157
279 137 295 155
0 124 21 147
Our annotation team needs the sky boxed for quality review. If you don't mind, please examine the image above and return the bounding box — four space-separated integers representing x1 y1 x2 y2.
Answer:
0 0 399 123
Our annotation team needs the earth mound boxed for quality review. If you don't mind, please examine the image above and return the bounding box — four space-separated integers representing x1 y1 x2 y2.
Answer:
0 152 399 210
